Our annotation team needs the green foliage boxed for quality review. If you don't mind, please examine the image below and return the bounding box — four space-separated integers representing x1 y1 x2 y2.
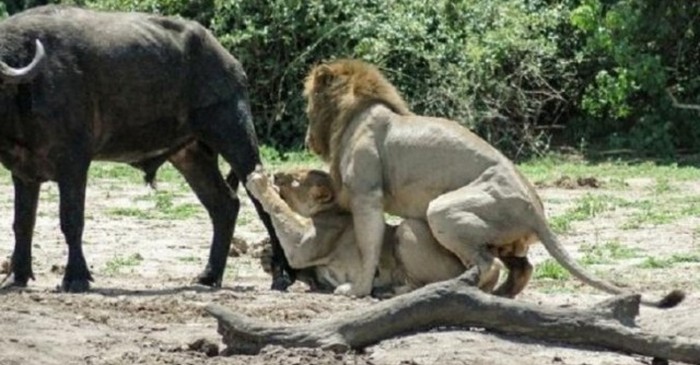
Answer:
568 0 700 155
103 253 144 275
638 254 700 269
620 195 700 229
87 0 214 26
519 154 700 186
579 240 639 265
5 0 699 157
207 0 574 157
108 190 200 220
534 259 570 281
550 193 618 233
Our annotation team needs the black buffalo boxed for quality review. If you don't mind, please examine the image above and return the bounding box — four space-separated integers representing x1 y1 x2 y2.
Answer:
0 5 296 292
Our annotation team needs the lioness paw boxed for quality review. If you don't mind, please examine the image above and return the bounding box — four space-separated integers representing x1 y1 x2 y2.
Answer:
334 283 373 298
245 169 270 198
478 258 504 291
333 283 355 297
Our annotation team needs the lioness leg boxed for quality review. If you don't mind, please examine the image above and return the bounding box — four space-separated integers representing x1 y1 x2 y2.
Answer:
426 186 518 289
394 219 466 288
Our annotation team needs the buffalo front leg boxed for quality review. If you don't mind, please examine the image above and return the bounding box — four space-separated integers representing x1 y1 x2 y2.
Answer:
170 142 238 287
7 175 41 287
189 99 296 291
227 171 297 290
57 162 93 293
247 182 296 290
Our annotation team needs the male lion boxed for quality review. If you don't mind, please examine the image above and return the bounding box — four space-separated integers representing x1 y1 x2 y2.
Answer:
302 59 684 307
246 168 533 297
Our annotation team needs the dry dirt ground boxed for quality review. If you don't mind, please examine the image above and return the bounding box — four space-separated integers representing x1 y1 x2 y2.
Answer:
0 162 698 365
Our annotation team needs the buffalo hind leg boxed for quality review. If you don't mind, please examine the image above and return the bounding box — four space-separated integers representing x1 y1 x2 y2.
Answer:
188 100 295 290
169 142 239 287
6 175 41 287
57 160 93 293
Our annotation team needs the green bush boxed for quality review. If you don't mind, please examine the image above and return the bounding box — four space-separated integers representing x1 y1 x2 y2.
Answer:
4 0 699 158
209 0 574 157
87 0 214 26
568 0 700 156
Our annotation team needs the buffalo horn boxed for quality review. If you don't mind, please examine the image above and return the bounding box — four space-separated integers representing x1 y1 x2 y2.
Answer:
0 39 46 84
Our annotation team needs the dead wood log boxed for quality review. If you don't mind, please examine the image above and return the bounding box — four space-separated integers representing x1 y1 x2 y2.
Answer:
206 271 700 364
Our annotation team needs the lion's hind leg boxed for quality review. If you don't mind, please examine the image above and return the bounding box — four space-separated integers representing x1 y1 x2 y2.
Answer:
493 256 533 298
426 185 525 291
395 219 465 287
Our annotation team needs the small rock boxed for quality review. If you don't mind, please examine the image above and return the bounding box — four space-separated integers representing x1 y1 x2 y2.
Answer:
29 295 44 302
576 176 601 188
50 264 66 275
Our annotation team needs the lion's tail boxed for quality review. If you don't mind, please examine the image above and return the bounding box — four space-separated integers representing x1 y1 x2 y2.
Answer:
532 219 685 309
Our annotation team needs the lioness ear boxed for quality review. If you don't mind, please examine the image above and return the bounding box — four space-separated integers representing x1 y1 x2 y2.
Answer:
310 185 333 204
314 64 334 88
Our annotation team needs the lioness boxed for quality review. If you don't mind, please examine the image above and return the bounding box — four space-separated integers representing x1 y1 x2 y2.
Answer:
302 59 684 307
246 168 462 295
246 168 533 297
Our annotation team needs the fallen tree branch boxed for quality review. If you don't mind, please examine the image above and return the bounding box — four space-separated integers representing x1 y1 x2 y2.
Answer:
206 270 700 364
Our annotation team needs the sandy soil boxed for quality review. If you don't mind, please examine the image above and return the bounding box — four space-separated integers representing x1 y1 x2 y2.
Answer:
0 168 698 365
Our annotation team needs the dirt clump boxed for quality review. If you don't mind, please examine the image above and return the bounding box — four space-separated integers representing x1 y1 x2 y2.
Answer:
258 345 372 365
188 338 220 357
538 175 602 189
228 236 250 257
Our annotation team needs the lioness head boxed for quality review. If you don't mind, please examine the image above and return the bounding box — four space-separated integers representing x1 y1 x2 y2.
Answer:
273 169 336 217
303 59 412 161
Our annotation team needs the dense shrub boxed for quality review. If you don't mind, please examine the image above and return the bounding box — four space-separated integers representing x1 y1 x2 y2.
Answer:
3 0 699 158
568 0 700 156
209 0 576 157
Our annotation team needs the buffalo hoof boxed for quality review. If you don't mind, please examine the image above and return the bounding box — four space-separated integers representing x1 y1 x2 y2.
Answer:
270 272 293 292
60 278 91 293
1 269 33 288
0 275 29 290
196 271 222 288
